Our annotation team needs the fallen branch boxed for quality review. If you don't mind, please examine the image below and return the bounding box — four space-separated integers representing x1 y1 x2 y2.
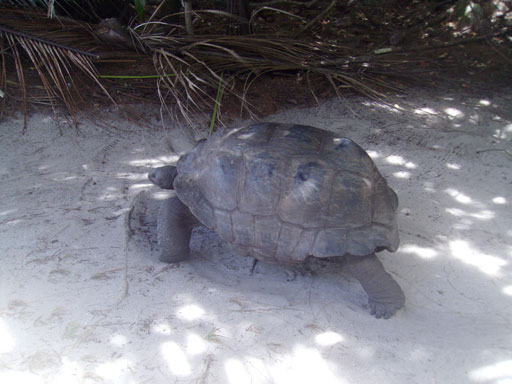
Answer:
476 148 512 157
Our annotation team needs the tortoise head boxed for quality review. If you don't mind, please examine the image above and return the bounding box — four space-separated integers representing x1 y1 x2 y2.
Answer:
148 165 178 190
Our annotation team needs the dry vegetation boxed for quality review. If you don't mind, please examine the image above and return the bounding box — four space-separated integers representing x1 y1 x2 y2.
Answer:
1 0 511 129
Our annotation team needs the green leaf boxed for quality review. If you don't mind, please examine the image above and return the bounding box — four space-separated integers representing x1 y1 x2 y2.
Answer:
134 0 146 21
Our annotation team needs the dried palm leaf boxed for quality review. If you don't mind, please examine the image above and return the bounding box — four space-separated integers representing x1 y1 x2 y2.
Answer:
140 32 394 123
0 6 125 129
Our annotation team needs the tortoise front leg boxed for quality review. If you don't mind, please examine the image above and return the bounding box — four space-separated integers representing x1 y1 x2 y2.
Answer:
158 196 199 263
345 253 405 319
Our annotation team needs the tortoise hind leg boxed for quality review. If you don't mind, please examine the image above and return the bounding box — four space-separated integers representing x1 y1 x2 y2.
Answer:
345 253 405 319
157 196 199 263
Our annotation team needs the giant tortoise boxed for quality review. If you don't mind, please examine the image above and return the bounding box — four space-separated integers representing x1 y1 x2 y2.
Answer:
148 123 405 318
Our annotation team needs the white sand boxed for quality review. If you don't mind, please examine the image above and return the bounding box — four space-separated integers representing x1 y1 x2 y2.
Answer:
1 89 511 384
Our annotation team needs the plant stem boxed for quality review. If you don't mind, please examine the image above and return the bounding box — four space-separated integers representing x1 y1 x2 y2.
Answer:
209 72 224 135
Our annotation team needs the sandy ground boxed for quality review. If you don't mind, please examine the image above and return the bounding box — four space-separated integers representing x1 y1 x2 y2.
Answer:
1 87 511 384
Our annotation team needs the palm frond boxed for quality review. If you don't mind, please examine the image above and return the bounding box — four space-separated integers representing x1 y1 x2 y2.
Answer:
142 33 393 123
0 6 120 129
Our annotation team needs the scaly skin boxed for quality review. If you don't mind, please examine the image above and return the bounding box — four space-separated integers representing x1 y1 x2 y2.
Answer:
345 254 405 319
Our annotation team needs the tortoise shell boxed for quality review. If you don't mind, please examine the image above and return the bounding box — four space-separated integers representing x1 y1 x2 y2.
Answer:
173 123 399 266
